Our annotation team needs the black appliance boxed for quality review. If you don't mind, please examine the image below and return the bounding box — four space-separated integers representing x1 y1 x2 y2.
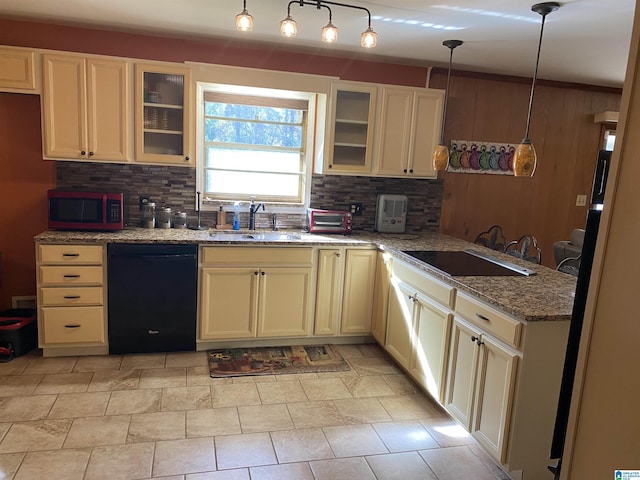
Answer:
548 150 611 478
401 249 537 277
107 244 197 354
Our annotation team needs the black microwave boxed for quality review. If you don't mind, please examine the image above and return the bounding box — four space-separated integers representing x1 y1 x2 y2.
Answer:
47 189 126 231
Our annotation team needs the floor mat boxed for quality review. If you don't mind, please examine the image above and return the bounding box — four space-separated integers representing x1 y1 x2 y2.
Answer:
208 344 350 378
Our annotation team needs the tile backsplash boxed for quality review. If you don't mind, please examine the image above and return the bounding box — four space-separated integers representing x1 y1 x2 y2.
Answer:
56 162 443 233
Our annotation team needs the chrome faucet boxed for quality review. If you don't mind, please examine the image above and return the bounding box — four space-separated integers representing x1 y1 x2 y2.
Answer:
248 198 265 230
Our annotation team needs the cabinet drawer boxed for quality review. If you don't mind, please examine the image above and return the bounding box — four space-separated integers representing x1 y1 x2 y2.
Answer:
40 287 104 306
39 266 104 286
455 292 523 349
393 259 455 308
41 306 105 344
39 245 103 264
201 247 313 266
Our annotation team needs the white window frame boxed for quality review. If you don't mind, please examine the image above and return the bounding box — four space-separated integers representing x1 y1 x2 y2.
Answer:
196 82 317 214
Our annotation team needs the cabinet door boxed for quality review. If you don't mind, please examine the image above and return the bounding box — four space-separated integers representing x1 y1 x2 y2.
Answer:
444 319 480 430
472 337 518 462
258 267 311 337
314 249 344 335
325 81 377 174
42 54 87 159
0 47 36 91
407 90 443 178
411 297 452 403
199 267 257 339
371 252 391 344
86 58 129 161
135 63 192 165
340 249 377 334
385 281 415 369
375 88 413 176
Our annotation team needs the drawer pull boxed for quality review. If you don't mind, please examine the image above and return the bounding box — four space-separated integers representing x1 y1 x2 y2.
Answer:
476 313 491 322
148 330 160 335
62 253 80 257
63 274 81 278
64 295 81 299
64 324 81 329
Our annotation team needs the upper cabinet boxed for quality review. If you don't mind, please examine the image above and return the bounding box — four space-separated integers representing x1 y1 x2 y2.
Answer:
0 46 37 93
320 81 377 175
375 87 444 179
42 53 130 162
135 63 193 166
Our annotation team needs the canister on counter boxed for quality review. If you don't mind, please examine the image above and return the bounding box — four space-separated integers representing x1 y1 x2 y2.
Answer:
142 202 156 229
172 211 188 229
158 207 172 229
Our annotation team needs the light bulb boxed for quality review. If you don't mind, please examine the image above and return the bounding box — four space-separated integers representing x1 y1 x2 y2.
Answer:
235 9 253 32
432 144 450 171
513 139 537 177
321 22 338 43
280 15 297 37
360 27 377 48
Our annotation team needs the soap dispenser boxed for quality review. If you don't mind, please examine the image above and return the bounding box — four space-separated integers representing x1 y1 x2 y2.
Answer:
233 202 240 230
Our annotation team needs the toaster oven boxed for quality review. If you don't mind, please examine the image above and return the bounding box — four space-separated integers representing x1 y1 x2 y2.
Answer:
307 209 352 234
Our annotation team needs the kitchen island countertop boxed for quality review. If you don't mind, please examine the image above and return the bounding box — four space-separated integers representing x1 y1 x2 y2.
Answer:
35 228 576 323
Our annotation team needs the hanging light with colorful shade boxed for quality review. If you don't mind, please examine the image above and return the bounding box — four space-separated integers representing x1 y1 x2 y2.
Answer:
432 39 463 172
512 2 560 177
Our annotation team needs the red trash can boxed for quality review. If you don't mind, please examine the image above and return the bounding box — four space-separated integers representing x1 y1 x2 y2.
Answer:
0 309 37 362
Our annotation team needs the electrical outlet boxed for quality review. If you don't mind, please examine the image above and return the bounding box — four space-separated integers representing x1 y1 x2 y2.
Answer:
350 202 363 216
576 194 587 207
139 195 151 210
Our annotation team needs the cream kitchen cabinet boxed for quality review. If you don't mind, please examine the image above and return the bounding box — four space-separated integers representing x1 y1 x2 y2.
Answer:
0 46 37 93
318 81 377 175
370 251 391 344
42 53 130 162
375 87 444 178
199 246 313 341
36 243 107 356
313 247 377 335
135 63 192 166
384 257 454 402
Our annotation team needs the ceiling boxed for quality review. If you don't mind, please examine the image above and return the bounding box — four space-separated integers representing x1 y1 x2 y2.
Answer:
0 0 635 87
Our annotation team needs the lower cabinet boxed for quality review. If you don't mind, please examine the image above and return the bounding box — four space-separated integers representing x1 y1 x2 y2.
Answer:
313 247 377 336
199 247 313 341
370 251 391 344
384 280 415 369
444 317 518 462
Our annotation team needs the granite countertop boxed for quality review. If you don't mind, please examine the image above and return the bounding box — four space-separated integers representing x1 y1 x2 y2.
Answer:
35 228 577 323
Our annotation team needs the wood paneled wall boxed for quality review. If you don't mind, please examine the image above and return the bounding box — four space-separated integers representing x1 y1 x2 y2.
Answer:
430 70 621 268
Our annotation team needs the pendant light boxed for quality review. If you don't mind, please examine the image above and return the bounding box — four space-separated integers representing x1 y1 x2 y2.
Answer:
235 0 254 32
512 2 560 177
432 39 463 172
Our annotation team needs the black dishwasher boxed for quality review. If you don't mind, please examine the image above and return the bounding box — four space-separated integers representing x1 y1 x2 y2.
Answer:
107 244 197 354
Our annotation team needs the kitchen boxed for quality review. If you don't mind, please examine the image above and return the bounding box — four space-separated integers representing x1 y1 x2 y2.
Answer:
0 1 638 479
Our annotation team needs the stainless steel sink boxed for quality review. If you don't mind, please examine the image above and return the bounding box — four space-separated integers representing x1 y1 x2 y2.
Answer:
209 232 301 241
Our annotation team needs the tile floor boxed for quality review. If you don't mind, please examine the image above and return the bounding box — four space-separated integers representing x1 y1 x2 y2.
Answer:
0 344 511 479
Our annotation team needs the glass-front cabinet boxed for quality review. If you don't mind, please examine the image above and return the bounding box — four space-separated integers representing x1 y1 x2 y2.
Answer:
323 81 377 174
135 63 193 166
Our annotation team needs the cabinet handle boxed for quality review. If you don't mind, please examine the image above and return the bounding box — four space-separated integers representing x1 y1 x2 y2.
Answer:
475 313 490 322
80 150 86 156
64 324 81 329
62 253 80 257
63 295 81 299
63 274 80 278
148 330 160 335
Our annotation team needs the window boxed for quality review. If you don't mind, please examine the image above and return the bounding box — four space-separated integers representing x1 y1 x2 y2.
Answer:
197 84 316 210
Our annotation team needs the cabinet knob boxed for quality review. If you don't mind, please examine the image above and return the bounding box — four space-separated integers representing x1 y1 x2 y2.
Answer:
409 169 413 173
254 271 259 275
261 271 266 276
471 335 484 346
329 164 333 169
185 156 190 162
80 150 86 156
403 168 408 173
88 151 94 157
336 252 341 257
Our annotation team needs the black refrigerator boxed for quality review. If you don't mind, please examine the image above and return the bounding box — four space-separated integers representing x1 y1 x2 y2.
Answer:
548 149 611 478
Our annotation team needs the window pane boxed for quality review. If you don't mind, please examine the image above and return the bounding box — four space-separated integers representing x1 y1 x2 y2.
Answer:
205 103 303 123
205 118 302 147
206 170 301 198
206 147 301 173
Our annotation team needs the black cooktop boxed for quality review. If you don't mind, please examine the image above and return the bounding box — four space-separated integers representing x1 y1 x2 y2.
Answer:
401 249 536 277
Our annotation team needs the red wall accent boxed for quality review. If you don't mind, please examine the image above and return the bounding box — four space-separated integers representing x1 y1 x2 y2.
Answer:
0 93 55 310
